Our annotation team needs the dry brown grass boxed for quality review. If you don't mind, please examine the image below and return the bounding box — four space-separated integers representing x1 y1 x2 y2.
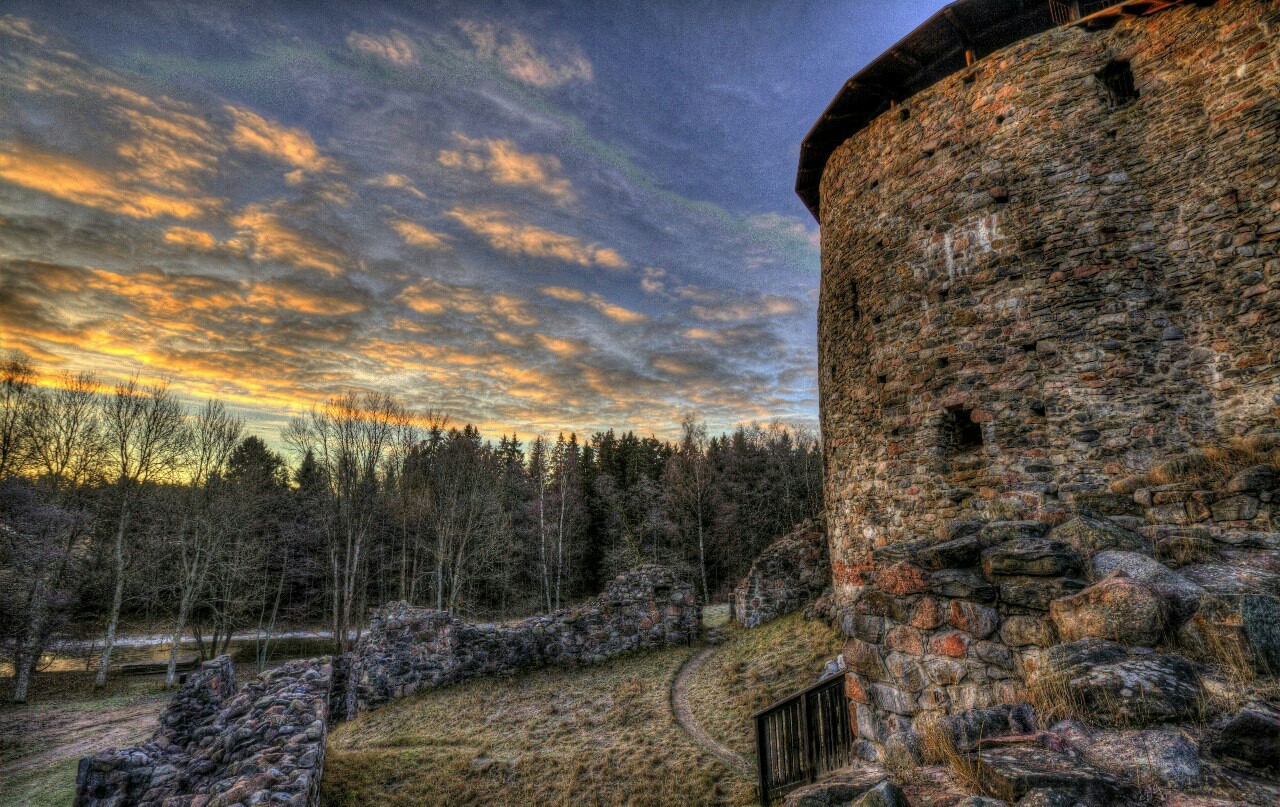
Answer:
323 646 756 807
1120 435 1280 490
911 714 1016 803
682 611 843 759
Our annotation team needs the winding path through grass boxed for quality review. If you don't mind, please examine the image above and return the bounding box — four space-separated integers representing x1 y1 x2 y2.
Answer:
671 645 753 773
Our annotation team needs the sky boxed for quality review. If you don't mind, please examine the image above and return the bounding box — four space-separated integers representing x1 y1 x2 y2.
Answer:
0 0 940 442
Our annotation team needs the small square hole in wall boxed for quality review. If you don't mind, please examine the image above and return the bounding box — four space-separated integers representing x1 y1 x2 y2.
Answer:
942 405 984 455
1098 59 1138 110
1030 401 1047 418
937 357 950 369
899 108 911 121
877 374 888 385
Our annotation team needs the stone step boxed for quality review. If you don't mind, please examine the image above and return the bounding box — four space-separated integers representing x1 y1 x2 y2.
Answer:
973 744 1134 803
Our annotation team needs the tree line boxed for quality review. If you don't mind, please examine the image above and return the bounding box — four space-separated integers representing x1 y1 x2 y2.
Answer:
0 353 821 701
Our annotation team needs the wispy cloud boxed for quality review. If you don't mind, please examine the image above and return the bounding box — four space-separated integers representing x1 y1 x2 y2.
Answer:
389 218 449 250
438 134 575 203
231 204 349 275
540 286 646 323
456 19 592 88
346 29 417 67
0 142 212 219
447 207 626 268
225 105 335 173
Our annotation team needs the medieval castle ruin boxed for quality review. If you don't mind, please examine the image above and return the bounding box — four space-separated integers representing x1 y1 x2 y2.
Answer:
801 0 1279 801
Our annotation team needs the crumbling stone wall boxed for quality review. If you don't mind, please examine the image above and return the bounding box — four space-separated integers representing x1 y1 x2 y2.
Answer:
733 519 830 627
75 656 333 807
811 0 1280 794
352 564 699 711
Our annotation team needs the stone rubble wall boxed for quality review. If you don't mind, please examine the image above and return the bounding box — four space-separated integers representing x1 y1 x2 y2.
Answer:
733 518 830 628
352 564 699 712
839 477 1280 802
75 656 333 807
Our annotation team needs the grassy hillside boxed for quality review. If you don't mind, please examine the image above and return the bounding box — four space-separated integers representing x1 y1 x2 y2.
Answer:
323 645 754 807
324 610 843 807
684 612 844 758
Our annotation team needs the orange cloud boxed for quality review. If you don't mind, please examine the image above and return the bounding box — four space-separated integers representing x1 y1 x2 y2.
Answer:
539 286 646 323
232 204 347 275
0 142 209 219
346 30 416 67
447 207 626 268
369 173 426 198
398 278 537 329
246 280 367 316
534 333 581 357
438 134 574 202
225 105 334 172
691 295 800 322
164 227 219 251
456 20 592 88
389 218 448 250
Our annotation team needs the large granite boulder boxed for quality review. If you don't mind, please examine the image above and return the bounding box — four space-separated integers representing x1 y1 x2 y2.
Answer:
1090 550 1203 630
1049 515 1147 556
1033 639 1201 726
1048 573 1165 645
1210 703 1280 773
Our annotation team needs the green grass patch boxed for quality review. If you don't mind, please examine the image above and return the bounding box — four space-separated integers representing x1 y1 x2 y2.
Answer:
0 757 79 807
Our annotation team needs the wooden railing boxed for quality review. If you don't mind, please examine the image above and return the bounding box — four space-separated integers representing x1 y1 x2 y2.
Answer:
752 674 853 806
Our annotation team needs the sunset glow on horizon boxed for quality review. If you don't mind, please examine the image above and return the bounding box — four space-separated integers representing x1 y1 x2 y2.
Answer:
0 2 941 443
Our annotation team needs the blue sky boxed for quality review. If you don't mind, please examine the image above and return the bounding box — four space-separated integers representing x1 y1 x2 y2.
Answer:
0 0 940 440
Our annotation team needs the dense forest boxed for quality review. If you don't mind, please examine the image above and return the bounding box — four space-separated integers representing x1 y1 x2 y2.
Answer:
0 353 821 701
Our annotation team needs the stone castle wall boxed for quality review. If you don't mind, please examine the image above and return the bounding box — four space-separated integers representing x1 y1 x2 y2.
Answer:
814 0 1280 782
352 564 698 711
733 519 830 628
819 0 1280 607
75 656 333 807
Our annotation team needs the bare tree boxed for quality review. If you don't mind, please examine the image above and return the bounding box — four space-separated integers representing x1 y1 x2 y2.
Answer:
528 436 551 612
164 399 242 686
284 392 410 652
96 378 188 687
665 417 712 601
0 352 37 480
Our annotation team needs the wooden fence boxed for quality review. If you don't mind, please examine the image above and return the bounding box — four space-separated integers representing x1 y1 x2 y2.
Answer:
752 673 853 805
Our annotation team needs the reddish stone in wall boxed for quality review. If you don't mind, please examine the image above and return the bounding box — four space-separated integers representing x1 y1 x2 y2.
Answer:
876 562 929 596
930 631 970 659
886 625 925 656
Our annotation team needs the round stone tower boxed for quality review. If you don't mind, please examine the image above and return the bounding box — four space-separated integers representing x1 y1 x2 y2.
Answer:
801 0 1280 766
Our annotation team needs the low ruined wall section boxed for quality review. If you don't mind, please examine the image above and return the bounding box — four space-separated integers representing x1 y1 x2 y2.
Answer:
733 519 830 628
352 564 699 711
75 656 333 807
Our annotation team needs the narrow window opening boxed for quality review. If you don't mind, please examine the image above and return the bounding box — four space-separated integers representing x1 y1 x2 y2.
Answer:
849 279 860 321
943 406 984 455
899 108 911 122
1098 59 1138 110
